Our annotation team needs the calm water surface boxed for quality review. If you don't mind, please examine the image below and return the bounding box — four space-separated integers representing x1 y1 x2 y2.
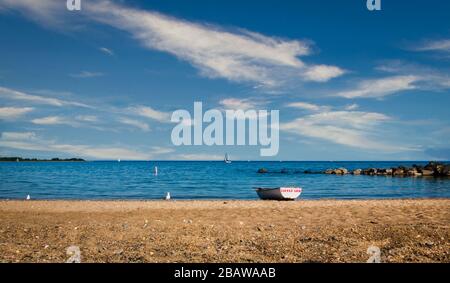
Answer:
0 161 449 200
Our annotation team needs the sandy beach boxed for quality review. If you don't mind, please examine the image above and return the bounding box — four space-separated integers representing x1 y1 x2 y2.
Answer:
0 199 448 263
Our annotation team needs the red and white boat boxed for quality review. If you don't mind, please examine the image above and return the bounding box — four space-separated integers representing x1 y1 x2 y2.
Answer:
255 187 302 200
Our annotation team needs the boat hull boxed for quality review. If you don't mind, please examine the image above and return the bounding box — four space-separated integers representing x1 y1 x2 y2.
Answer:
255 187 302 200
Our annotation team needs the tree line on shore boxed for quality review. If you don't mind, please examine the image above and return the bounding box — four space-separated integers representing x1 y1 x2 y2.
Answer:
0 157 85 162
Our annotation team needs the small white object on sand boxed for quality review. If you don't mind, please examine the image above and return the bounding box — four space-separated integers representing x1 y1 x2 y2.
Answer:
165 192 171 200
66 245 81 263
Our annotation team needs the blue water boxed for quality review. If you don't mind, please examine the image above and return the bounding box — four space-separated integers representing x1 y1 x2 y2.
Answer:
0 161 449 200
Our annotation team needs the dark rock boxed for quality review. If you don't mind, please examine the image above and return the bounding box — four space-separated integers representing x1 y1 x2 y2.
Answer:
325 168 349 175
316 161 449 178
420 169 434 176
257 168 268 174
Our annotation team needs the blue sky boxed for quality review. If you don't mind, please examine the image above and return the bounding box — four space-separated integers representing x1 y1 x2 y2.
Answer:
0 0 449 160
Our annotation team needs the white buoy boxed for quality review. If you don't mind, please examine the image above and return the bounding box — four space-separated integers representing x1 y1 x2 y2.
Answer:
165 192 171 200
154 166 158 176
26 194 31 200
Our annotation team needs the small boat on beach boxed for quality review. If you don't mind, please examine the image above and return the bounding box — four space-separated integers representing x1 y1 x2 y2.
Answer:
255 187 302 200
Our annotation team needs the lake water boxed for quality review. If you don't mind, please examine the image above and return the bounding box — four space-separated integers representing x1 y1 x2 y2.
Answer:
0 161 449 200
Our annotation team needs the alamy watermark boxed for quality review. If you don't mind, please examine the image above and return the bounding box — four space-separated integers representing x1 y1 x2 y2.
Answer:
67 0 81 11
367 0 381 11
171 102 279 157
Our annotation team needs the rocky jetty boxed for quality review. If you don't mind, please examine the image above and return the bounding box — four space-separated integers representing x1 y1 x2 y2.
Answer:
256 161 450 177
323 162 450 177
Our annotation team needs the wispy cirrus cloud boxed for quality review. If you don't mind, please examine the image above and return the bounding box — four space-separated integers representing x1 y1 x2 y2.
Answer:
219 98 266 110
87 1 345 87
151 146 174 155
303 65 346 82
69 71 104 78
117 117 150 132
31 116 77 126
0 131 168 160
376 61 450 90
0 106 33 120
344 103 359 111
411 39 450 53
0 0 345 87
334 75 419 99
99 47 114 56
0 0 64 26
0 131 36 141
0 86 91 108
128 105 171 123
30 115 119 132
286 102 330 112
280 103 417 152
172 153 223 161
75 115 98 122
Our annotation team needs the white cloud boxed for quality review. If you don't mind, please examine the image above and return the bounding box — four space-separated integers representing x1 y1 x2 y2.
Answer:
87 1 312 87
413 39 450 53
99 47 114 56
150 146 174 155
218 98 270 120
173 153 223 160
0 132 163 160
75 115 98 122
0 0 345 87
1 131 36 140
69 71 104 78
303 65 345 82
219 98 261 110
376 61 450 91
0 86 90 108
300 111 390 129
31 116 76 126
0 106 33 119
128 105 171 123
280 107 416 152
344 103 359 110
117 117 150 132
0 0 63 26
31 115 110 131
335 75 419 99
286 102 328 112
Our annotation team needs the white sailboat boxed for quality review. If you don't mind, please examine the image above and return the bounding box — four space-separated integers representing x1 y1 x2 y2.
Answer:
224 153 231 164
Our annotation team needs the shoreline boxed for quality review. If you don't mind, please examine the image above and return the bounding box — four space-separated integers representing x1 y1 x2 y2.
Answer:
1 199 449 263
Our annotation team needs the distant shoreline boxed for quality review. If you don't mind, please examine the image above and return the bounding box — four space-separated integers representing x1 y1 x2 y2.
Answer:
0 157 85 162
